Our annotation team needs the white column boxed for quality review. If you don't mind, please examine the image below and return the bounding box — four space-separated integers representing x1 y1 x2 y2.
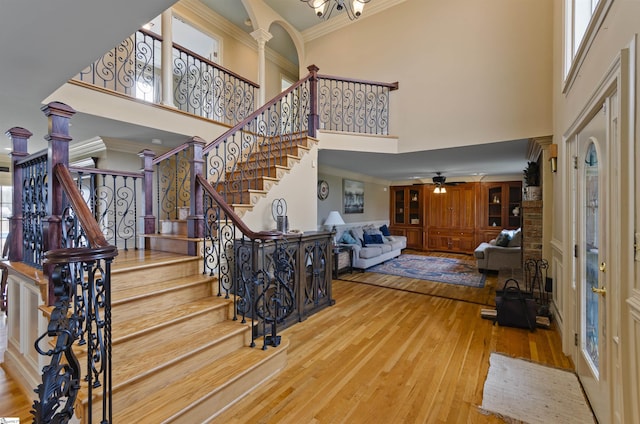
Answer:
161 9 174 107
250 28 273 106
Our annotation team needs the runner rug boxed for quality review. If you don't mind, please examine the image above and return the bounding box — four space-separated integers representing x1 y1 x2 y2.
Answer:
481 352 595 423
367 254 485 288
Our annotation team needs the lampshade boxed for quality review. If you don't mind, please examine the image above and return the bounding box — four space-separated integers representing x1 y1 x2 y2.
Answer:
324 210 345 228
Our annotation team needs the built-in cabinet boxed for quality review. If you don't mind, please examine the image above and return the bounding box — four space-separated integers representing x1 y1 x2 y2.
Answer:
389 185 425 249
426 184 476 253
477 181 522 243
389 181 522 254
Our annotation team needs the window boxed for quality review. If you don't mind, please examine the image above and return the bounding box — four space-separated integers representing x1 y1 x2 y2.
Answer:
0 186 11 256
563 0 613 90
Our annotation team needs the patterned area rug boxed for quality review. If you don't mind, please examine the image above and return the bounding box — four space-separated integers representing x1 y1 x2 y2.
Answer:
481 352 595 423
367 254 486 288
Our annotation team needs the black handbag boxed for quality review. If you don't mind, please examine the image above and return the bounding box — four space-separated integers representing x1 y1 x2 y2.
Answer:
495 278 537 331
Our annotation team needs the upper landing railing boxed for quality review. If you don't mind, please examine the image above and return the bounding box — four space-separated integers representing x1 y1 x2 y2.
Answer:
74 27 398 136
75 29 258 126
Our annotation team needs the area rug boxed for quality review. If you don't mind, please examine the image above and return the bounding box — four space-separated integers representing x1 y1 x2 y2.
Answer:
367 254 485 288
481 352 595 424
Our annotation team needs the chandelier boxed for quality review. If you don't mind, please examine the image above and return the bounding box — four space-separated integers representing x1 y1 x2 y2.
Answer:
301 0 371 21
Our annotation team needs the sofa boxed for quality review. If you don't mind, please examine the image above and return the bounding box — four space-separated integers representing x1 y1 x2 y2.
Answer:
474 228 522 272
336 224 407 270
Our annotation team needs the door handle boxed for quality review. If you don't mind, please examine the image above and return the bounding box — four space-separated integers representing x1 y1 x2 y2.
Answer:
599 262 606 272
591 286 607 296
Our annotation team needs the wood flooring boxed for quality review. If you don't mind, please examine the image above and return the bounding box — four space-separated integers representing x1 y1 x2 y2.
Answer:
1 251 572 423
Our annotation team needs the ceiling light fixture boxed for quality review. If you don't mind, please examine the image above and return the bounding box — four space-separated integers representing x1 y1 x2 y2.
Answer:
301 0 371 21
433 172 447 194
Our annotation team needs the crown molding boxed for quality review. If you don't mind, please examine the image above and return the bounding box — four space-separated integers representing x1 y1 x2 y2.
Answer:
176 0 298 75
302 0 407 42
69 136 106 161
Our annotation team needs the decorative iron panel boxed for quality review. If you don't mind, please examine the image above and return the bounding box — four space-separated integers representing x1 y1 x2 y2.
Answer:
318 77 392 135
21 154 48 269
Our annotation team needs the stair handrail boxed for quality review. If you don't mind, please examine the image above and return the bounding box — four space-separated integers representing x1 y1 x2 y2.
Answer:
201 65 316 205
203 71 315 156
31 163 118 423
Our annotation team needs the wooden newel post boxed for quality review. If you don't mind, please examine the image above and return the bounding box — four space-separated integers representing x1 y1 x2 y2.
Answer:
188 137 206 250
139 149 156 238
307 64 320 138
42 101 75 304
6 127 32 262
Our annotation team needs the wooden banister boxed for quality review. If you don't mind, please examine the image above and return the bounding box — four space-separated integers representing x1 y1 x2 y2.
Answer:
53 163 113 250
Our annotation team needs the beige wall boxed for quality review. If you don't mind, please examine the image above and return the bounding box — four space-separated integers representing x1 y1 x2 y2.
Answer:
303 0 553 153
317 166 390 229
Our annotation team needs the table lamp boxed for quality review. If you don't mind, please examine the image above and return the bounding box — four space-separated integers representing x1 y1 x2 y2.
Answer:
323 210 345 245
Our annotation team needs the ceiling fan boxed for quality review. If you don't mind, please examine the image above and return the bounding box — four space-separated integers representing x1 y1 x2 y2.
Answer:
431 172 465 186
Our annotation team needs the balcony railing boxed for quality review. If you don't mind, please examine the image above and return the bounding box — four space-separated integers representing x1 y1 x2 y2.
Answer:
75 29 259 127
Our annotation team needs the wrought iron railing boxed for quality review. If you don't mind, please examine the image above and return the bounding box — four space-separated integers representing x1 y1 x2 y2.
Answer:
15 149 48 269
317 74 398 135
152 142 193 222
75 29 258 126
33 164 118 424
69 167 143 250
172 41 257 125
197 174 293 348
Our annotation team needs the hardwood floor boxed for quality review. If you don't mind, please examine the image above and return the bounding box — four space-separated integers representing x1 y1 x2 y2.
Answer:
1 251 572 423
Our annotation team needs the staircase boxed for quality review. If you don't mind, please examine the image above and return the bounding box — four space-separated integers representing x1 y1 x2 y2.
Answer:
217 134 316 218
74 222 289 423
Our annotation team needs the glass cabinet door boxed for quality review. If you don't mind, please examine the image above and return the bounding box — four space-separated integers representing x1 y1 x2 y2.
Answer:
394 189 405 224
409 189 421 225
487 186 502 227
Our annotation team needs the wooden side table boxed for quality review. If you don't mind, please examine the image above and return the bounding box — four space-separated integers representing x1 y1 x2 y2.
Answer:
333 246 353 279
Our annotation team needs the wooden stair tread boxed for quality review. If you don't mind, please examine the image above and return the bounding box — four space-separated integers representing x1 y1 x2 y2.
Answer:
113 297 230 339
112 338 289 423
110 273 213 300
110 322 249 387
112 252 199 273
142 233 203 242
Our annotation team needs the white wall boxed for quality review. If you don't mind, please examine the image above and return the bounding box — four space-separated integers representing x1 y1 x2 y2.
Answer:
303 0 554 153
551 1 640 423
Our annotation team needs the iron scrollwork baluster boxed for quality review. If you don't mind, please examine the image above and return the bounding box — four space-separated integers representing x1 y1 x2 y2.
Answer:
32 265 81 423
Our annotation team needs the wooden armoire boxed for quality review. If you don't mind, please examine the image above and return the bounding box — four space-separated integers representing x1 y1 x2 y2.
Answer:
426 183 477 253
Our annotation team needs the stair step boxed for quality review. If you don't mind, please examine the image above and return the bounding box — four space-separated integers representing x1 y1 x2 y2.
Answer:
159 219 188 236
112 338 289 424
144 233 203 255
115 297 231 342
111 254 201 286
111 274 215 321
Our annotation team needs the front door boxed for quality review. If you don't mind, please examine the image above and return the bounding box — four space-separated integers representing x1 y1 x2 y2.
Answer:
575 107 609 421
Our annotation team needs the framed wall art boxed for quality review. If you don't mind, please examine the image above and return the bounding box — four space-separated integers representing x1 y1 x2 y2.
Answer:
343 179 364 214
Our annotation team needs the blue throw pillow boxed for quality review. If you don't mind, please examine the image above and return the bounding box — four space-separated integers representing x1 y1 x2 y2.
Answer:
495 232 512 247
363 233 384 245
340 232 357 245
379 224 391 236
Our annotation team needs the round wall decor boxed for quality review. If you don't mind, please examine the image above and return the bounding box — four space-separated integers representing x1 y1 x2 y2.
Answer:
317 180 329 200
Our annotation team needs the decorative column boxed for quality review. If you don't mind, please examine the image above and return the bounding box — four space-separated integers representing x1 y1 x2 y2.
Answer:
187 136 206 249
139 149 156 239
307 64 320 138
250 28 273 106
6 127 32 262
161 9 175 107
